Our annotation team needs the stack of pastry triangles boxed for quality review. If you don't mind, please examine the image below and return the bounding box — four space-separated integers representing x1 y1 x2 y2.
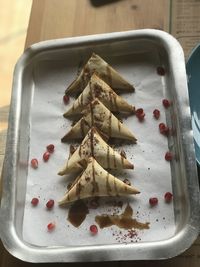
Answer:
58 53 140 204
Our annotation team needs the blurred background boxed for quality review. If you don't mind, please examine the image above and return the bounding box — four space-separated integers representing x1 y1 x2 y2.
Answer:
0 0 32 171
0 0 32 108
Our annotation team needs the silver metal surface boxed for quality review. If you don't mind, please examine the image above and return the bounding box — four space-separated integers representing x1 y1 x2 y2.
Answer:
0 29 199 262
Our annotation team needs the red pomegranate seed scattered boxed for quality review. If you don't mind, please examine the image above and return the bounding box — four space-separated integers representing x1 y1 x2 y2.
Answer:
47 222 55 231
43 151 50 162
31 158 38 169
123 178 131 186
136 108 145 121
90 224 98 235
63 95 70 104
31 197 39 206
162 99 170 108
165 152 173 161
159 123 169 136
153 109 160 119
164 192 173 203
157 66 165 76
46 199 55 209
46 144 55 153
149 197 158 206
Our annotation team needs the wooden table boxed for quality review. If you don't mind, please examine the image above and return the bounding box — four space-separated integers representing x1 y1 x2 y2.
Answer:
1 0 200 266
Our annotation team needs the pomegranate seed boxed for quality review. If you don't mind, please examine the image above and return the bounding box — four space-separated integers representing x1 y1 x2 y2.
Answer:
31 197 39 206
149 197 158 206
63 95 70 104
165 152 173 161
153 109 160 119
47 222 55 231
138 113 145 121
31 158 38 169
164 192 173 203
46 144 55 153
162 99 170 108
136 108 145 121
136 108 144 116
43 151 50 162
46 199 54 209
90 224 98 235
159 123 169 136
157 66 165 76
123 178 131 186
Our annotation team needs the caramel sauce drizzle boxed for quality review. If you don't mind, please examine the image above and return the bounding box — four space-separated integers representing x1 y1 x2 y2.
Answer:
68 200 89 228
107 145 110 169
106 64 112 87
95 204 150 230
106 173 112 195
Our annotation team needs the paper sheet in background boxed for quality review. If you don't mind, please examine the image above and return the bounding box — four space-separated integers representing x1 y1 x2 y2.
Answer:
23 51 175 246
170 0 200 58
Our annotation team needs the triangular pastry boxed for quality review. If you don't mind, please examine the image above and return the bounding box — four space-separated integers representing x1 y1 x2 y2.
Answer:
58 127 133 176
65 53 134 95
62 99 137 142
64 74 135 117
58 157 140 205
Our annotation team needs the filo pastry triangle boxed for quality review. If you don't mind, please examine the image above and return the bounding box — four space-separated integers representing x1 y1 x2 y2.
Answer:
64 74 135 117
58 127 133 176
62 99 137 142
58 157 140 205
65 53 134 95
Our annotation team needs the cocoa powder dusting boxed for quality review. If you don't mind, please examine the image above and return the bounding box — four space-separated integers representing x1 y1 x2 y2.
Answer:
95 204 149 230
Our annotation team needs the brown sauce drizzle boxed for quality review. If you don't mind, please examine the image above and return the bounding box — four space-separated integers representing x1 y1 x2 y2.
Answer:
76 182 83 199
90 102 94 127
95 204 150 230
114 178 118 196
68 200 89 228
108 91 114 110
108 111 112 136
80 118 86 137
113 94 118 110
92 162 99 195
118 120 121 132
120 149 127 159
93 83 102 98
106 173 112 195
113 147 117 168
107 145 110 169
106 64 112 87
90 128 94 157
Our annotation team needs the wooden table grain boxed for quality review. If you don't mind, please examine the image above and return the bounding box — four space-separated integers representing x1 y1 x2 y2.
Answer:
25 0 170 48
1 0 199 266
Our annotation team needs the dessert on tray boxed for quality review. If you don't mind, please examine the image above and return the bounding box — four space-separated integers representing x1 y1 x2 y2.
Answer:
58 127 133 176
64 73 135 117
62 99 137 142
59 157 140 205
59 53 138 206
65 53 135 95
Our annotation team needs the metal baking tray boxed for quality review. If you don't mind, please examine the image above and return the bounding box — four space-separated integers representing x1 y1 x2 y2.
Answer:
0 29 199 262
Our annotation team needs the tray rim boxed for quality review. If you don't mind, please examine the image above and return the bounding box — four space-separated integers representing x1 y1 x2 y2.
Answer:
0 29 199 262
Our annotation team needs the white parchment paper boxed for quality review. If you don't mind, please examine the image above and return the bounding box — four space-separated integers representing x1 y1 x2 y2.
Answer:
23 52 175 246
